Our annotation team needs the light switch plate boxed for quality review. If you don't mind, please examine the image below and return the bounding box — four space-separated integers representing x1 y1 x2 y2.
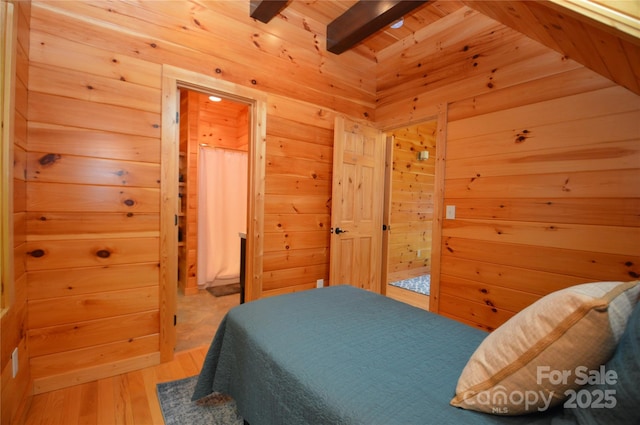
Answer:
445 205 456 220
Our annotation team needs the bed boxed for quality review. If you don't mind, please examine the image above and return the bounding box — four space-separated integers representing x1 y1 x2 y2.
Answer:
192 283 639 425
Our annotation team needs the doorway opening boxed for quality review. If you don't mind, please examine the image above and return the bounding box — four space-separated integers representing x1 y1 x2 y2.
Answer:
382 118 439 311
159 65 268 361
175 88 248 351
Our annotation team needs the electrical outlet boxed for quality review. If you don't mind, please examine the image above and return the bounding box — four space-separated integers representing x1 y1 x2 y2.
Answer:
316 279 324 288
11 347 18 378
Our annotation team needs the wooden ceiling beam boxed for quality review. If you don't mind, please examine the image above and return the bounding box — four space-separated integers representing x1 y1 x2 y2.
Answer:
250 0 289 23
327 0 429 54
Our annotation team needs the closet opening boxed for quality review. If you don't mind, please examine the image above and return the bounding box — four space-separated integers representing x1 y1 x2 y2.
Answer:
175 88 249 352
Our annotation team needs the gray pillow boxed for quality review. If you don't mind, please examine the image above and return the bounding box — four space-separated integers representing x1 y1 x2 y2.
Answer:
569 299 640 424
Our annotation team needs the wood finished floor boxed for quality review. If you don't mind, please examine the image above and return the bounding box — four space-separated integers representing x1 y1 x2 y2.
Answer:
176 288 240 351
23 290 239 424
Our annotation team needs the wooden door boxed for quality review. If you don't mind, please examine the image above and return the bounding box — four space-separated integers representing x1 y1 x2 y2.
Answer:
329 116 385 292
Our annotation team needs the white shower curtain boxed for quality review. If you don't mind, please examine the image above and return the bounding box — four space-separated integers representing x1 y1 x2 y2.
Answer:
197 147 248 288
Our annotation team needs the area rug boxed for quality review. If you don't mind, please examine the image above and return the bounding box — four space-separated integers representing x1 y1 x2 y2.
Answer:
206 283 241 297
157 376 244 425
389 274 431 296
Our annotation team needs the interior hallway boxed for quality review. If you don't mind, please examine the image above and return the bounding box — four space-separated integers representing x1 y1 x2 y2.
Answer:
176 289 240 352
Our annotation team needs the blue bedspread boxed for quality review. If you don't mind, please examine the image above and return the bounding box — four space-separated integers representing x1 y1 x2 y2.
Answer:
192 285 561 425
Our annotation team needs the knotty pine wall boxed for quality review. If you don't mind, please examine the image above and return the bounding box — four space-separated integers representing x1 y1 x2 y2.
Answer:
1 0 637 400
22 0 355 393
387 121 437 283
178 90 199 295
1 1 31 423
197 93 249 151
177 91 249 295
376 7 640 330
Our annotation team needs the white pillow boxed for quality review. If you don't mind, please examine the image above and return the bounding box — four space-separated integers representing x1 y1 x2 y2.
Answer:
450 280 640 415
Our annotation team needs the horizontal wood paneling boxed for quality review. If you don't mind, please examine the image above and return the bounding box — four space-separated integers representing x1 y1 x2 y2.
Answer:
444 169 640 199
263 110 334 288
28 286 158 328
28 122 161 163
465 1 640 95
30 334 159 379
442 198 640 227
263 230 329 253
262 247 329 272
25 50 162 397
26 152 161 187
196 93 248 150
29 62 161 113
27 182 160 212
30 0 375 118
2 1 32 422
448 111 638 160
264 214 330 233
29 92 161 138
446 139 639 178
265 175 331 196
443 219 639 256
27 263 159 300
29 311 159 357
375 7 587 129
437 83 640 328
262 263 328 291
444 236 639 282
372 0 639 330
25 238 159 271
386 121 436 282
26 212 159 238
440 274 540 314
32 351 160 395
447 86 638 146
440 256 589 296
439 292 514 331
12 0 639 397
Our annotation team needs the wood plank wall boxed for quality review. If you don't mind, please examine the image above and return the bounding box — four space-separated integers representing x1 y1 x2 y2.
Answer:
178 90 199 295
386 121 437 283
441 86 640 330
197 94 249 151
21 0 363 392
376 7 640 330
262 95 336 296
178 92 248 295
3 0 637 399
1 0 31 423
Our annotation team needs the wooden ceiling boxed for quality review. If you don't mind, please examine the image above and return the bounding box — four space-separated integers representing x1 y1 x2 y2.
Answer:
251 0 640 95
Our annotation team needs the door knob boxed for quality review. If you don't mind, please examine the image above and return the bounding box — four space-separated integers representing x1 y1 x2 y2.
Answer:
334 227 348 234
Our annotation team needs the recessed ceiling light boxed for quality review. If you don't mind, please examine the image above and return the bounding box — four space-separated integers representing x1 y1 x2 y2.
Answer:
390 17 404 29
209 95 222 102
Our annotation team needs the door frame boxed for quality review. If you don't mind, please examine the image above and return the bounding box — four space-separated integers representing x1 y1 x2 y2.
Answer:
159 65 267 361
380 104 448 313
